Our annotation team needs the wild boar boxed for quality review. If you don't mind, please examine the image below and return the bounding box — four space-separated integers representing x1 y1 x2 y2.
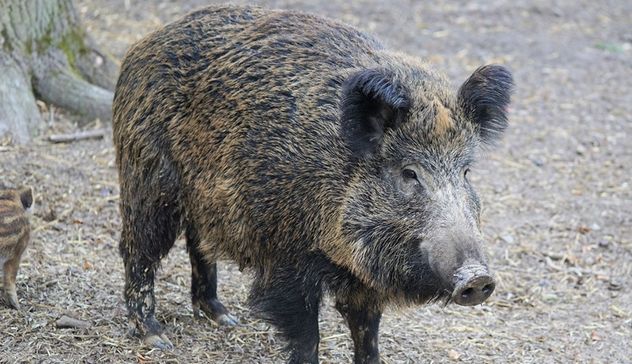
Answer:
113 5 513 363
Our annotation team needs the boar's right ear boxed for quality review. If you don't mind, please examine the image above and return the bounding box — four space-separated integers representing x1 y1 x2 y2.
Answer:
341 69 410 157
19 187 33 209
458 65 514 145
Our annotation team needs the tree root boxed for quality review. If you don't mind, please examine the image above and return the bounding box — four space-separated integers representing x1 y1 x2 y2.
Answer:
0 54 41 144
75 36 120 92
33 52 114 123
0 0 119 144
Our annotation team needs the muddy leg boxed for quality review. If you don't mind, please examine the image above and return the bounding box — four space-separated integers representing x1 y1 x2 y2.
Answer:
3 258 20 309
186 227 237 325
119 177 182 347
335 299 382 364
122 254 173 349
118 153 183 349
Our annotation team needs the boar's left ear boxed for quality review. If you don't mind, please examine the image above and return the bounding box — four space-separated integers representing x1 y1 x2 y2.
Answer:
458 65 514 145
341 69 410 157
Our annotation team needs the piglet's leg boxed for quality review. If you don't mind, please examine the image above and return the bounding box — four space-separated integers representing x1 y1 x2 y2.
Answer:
335 299 382 364
2 232 28 310
3 257 20 309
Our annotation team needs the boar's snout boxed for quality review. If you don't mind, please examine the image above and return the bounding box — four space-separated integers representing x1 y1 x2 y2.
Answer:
451 264 495 306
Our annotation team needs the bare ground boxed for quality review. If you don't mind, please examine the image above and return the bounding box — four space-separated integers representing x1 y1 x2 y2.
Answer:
1 0 631 363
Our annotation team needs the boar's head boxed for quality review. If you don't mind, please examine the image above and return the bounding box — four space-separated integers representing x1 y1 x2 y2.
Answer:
338 64 513 306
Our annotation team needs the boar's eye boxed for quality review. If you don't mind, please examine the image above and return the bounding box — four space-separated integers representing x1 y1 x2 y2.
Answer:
464 168 470 179
402 168 418 180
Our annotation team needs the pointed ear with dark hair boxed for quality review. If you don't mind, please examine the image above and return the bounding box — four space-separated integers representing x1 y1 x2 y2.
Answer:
341 69 410 158
458 65 514 145
19 187 33 209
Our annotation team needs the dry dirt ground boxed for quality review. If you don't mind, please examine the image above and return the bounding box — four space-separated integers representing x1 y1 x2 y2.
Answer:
1 0 631 363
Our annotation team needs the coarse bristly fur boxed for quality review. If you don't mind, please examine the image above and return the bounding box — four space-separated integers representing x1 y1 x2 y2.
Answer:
0 187 32 310
112 5 514 363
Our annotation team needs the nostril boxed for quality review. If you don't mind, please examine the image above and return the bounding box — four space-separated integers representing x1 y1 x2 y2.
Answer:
452 265 495 306
482 283 494 295
461 287 474 299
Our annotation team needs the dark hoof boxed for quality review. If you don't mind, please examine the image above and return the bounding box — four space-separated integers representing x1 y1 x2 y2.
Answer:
216 313 239 326
193 299 239 326
143 333 174 350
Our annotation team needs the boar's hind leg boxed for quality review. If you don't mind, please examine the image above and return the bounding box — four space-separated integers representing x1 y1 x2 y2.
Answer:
119 157 182 350
186 226 238 325
250 269 321 364
335 298 382 364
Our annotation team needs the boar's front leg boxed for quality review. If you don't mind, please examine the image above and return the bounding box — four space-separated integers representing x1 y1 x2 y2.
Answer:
250 267 322 364
335 297 382 364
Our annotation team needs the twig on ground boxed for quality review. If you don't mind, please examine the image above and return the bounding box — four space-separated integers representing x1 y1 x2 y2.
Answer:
47 129 107 143
56 315 92 329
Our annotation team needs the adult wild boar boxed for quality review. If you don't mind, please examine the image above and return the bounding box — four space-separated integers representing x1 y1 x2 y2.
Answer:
113 5 513 363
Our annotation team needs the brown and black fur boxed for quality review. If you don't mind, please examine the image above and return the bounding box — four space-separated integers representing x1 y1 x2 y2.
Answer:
0 187 32 309
113 5 513 363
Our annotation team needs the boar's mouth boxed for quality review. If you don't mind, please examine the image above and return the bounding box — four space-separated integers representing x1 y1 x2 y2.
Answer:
398 245 457 305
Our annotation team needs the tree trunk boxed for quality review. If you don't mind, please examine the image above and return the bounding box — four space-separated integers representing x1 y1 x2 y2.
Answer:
0 0 118 144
